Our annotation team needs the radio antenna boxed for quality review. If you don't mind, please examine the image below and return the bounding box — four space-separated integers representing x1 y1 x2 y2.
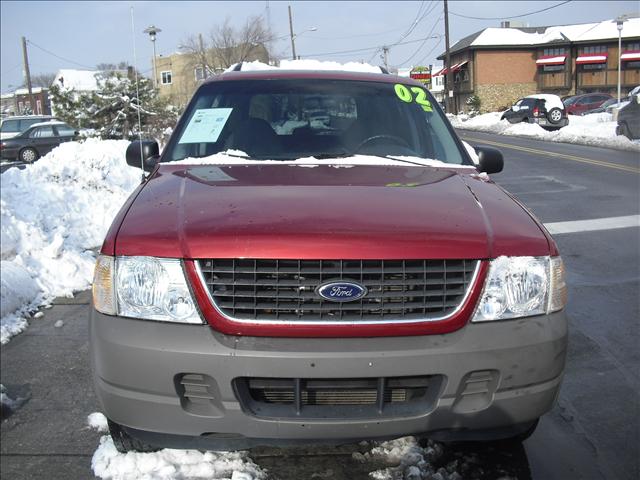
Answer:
130 6 145 180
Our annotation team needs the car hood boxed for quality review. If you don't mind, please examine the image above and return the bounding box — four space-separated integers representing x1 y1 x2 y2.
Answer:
111 163 550 259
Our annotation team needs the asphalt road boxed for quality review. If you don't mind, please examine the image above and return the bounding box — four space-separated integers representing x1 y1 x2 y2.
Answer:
1 133 639 480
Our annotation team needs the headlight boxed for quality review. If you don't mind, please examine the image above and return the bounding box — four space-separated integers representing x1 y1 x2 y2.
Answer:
473 256 566 322
92 254 203 324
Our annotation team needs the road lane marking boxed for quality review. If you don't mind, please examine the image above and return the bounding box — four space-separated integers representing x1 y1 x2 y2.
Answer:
459 135 640 174
544 215 640 234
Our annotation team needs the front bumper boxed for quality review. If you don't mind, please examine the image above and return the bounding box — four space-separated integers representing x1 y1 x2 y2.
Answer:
90 310 567 447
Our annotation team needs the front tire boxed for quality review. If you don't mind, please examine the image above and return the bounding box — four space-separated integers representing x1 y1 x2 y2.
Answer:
19 147 39 163
107 419 158 453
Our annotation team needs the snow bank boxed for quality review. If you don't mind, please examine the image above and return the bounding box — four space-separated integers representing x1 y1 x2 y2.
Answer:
0 261 41 344
92 436 266 480
0 139 140 343
451 112 640 152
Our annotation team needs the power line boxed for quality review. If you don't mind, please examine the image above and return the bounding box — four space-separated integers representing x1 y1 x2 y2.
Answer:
26 40 95 70
450 0 572 20
304 34 443 58
395 10 444 67
415 37 443 67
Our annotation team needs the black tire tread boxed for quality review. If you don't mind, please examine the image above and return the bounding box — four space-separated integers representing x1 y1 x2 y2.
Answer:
107 419 158 453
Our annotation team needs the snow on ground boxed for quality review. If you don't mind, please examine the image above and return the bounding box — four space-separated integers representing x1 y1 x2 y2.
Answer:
91 435 267 480
450 111 640 152
0 138 140 343
88 412 109 433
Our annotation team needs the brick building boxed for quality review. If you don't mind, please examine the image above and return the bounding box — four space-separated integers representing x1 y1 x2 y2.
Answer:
436 17 640 112
1 87 52 116
155 44 270 107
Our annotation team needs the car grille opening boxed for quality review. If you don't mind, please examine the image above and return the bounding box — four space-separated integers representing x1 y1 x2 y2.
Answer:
197 259 479 323
234 376 442 419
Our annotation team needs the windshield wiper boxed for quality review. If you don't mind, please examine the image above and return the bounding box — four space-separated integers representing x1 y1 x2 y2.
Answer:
365 154 445 168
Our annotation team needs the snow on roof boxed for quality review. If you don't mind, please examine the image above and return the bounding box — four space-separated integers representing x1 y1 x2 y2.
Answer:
53 69 101 91
527 94 564 110
462 18 640 49
230 59 384 74
14 87 46 95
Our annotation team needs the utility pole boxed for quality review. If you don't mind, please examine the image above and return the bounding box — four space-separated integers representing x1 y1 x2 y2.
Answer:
21 36 36 115
198 33 206 77
382 46 389 70
443 0 452 113
288 5 296 60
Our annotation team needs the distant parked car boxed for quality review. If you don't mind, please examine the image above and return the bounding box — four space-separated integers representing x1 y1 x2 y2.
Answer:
564 93 613 115
0 115 57 140
0 121 77 162
580 98 618 116
501 94 568 129
616 94 640 140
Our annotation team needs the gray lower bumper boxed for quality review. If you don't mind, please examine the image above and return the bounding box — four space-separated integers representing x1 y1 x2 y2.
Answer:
90 311 567 445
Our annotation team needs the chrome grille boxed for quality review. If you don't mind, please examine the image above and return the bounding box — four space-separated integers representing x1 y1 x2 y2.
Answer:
197 259 479 323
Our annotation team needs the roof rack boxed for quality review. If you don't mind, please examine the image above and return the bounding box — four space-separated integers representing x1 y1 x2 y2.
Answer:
379 66 390 74
232 62 243 72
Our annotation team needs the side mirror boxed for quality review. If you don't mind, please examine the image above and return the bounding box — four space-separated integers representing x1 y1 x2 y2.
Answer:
476 146 504 174
126 140 160 172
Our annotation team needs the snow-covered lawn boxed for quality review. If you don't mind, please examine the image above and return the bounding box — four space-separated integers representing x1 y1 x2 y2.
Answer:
0 139 140 344
450 111 640 152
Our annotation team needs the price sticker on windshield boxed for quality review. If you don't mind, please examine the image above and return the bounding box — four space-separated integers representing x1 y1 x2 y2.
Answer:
394 84 433 112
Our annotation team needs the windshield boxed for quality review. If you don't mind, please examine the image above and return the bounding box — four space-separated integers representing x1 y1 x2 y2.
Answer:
164 79 467 164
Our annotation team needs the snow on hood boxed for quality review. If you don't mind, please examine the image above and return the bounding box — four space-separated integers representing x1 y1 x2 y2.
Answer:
0 138 140 343
171 151 476 169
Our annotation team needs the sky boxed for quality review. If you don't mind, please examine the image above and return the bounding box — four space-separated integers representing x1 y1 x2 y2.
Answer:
1 0 638 93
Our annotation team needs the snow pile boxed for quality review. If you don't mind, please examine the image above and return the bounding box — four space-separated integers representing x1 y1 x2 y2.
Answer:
229 59 383 74
92 435 266 480
0 139 140 343
0 384 28 416
88 412 109 433
451 112 640 152
0 261 41 343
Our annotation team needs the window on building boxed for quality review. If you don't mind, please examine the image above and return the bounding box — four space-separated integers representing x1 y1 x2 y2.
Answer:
581 45 607 54
542 64 565 72
161 71 172 85
542 47 566 56
625 42 640 51
625 60 640 70
36 100 42 114
194 66 206 81
581 63 606 71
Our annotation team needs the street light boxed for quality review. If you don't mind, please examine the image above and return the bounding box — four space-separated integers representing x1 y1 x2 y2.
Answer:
616 16 625 104
144 25 162 88
288 5 317 60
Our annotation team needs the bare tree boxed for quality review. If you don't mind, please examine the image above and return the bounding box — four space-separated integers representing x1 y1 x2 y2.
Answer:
31 73 56 88
180 15 272 73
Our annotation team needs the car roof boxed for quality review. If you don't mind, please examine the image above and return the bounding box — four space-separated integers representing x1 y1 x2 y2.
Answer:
204 69 424 87
1 115 54 121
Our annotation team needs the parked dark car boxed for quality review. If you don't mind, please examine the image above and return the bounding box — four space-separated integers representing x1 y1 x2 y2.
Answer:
616 94 640 139
90 67 567 453
564 93 613 115
501 94 568 129
0 121 77 162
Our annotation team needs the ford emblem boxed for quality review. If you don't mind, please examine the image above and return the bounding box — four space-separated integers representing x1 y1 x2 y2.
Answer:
316 281 367 302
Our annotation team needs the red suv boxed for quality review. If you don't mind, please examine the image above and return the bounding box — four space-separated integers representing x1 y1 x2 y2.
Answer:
90 67 568 452
564 93 613 115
